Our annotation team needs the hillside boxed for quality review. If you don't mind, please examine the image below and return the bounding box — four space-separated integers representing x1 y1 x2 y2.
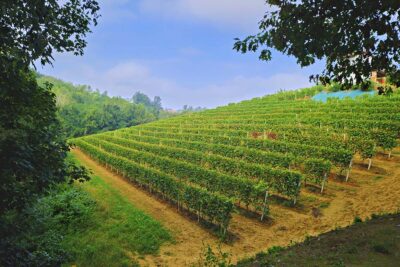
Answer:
71 88 400 265
36 74 167 137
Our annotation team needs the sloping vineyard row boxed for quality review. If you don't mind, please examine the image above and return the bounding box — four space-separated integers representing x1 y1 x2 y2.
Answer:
72 94 400 235
74 139 234 234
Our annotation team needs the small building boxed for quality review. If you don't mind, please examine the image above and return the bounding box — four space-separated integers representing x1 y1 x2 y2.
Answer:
371 70 386 85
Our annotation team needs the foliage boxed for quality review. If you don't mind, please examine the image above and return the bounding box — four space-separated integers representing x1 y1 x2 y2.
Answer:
181 105 207 113
0 59 68 213
63 168 171 266
74 139 234 234
377 85 394 96
0 0 99 66
234 1 400 88
0 154 172 267
304 159 331 185
66 158 92 184
327 83 343 93
197 244 232 267
0 185 96 267
36 75 165 138
1 0 101 265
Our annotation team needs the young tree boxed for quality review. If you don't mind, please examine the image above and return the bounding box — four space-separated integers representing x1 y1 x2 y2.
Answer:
234 1 400 88
152 96 163 111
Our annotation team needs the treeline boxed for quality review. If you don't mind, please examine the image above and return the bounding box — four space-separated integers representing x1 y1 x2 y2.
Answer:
36 74 176 138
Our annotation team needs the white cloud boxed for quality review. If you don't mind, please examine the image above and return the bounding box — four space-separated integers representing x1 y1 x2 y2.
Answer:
183 73 311 108
139 0 267 31
41 59 311 109
79 61 310 109
102 61 181 99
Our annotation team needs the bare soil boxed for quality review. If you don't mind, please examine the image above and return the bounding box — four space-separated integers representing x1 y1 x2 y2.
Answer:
72 148 400 267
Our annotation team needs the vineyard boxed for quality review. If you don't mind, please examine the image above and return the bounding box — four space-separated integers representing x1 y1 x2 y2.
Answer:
71 89 400 239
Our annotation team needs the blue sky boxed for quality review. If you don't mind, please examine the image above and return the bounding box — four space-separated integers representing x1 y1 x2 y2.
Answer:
40 0 324 109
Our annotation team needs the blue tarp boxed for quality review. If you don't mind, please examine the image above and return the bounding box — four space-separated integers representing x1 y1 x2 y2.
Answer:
312 89 376 102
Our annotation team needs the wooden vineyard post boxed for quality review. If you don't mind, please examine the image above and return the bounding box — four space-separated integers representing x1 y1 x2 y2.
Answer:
368 158 372 170
260 190 269 221
388 150 392 159
345 159 353 182
293 181 302 205
321 173 327 194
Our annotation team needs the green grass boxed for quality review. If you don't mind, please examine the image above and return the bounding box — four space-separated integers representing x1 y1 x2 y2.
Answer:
63 154 172 266
373 175 384 181
236 213 400 267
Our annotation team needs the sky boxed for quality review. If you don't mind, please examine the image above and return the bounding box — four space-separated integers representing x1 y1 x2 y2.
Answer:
39 0 324 109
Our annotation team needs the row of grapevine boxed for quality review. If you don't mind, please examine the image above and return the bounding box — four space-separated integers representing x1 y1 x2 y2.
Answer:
109 131 332 188
137 125 379 161
72 89 399 232
95 134 303 199
74 139 234 233
124 128 354 168
80 136 272 217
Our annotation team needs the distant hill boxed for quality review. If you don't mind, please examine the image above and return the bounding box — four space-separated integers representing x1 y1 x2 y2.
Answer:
36 74 173 138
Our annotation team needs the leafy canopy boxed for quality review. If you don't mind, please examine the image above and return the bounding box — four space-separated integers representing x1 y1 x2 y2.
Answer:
0 0 99 213
37 75 162 138
234 1 400 88
0 0 100 66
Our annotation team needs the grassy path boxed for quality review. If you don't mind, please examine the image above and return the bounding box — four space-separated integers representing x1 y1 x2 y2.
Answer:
71 148 221 266
65 153 172 267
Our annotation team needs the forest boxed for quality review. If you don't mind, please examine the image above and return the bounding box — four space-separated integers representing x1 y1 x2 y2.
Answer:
36 74 172 138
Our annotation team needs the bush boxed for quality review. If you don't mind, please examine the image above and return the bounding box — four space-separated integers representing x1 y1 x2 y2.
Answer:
0 186 96 267
327 83 342 92
353 216 363 224
372 244 390 254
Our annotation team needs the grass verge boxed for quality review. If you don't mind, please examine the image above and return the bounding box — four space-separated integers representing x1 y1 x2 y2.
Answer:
63 154 172 266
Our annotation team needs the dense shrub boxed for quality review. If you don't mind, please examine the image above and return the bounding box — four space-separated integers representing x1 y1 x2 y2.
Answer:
0 186 96 267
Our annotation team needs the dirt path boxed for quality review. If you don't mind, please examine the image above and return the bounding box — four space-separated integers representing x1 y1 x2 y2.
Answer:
72 148 400 266
72 148 220 266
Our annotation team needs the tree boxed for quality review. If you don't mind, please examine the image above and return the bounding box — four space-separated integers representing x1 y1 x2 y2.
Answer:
0 0 100 66
0 0 99 213
152 96 163 111
234 1 400 88
0 59 67 212
1 1 99 264
132 91 152 106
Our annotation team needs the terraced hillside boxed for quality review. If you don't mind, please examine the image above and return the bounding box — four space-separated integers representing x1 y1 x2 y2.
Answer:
71 90 400 265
